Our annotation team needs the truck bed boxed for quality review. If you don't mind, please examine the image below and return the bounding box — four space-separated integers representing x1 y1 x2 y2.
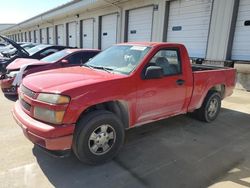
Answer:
188 64 236 112
191 64 231 72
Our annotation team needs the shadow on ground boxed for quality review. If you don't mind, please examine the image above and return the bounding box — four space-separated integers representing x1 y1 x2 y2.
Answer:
32 108 250 188
4 94 18 102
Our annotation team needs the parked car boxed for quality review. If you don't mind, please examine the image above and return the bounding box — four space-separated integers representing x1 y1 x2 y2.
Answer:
0 35 72 74
1 43 38 58
0 42 26 53
0 48 100 95
12 42 236 164
0 44 13 53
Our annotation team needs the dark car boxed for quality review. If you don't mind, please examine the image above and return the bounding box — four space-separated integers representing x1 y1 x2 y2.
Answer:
0 35 72 74
1 48 100 95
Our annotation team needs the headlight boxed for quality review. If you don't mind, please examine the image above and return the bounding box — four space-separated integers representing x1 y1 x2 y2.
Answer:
37 93 70 104
34 107 65 124
7 70 19 78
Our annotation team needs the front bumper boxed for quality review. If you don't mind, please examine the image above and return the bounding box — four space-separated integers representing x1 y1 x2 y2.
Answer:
12 101 75 151
0 77 17 95
0 62 8 74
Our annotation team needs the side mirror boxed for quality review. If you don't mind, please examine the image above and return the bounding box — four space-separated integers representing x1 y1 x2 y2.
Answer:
144 66 164 79
61 59 69 64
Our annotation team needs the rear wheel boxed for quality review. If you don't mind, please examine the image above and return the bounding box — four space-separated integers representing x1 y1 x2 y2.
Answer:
72 110 125 165
193 91 221 122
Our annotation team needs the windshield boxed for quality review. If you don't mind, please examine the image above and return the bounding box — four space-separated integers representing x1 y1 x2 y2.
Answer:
21 43 34 48
84 45 151 75
41 49 72 63
27 44 49 56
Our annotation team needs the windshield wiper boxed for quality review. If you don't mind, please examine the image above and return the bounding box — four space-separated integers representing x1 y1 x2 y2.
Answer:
83 65 114 73
95 66 114 73
82 64 95 70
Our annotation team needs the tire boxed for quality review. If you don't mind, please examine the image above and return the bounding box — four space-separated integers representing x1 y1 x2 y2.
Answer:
193 91 221 122
72 110 125 165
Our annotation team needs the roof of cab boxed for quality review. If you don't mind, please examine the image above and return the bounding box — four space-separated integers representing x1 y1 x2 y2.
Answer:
62 48 101 53
116 42 185 47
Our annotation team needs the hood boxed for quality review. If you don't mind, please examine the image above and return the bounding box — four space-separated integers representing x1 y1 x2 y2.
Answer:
0 35 29 57
6 58 46 70
23 66 125 93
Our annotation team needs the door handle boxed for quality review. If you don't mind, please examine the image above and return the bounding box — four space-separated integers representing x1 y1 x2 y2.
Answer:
176 79 185 85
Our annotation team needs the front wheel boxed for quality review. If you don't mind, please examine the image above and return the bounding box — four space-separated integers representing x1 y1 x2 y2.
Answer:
72 110 125 165
194 91 221 122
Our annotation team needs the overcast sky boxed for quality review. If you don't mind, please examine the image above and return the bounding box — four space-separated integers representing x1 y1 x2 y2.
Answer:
0 0 72 24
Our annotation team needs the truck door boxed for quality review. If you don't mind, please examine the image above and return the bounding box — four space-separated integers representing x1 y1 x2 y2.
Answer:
136 48 187 123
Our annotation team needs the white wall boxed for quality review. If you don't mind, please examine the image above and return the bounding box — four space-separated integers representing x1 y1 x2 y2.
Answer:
1 0 245 62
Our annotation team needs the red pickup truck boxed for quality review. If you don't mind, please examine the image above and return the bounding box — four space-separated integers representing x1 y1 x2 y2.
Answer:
12 42 236 164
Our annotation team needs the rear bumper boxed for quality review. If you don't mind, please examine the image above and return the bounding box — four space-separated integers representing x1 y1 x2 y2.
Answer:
225 86 234 98
12 101 75 151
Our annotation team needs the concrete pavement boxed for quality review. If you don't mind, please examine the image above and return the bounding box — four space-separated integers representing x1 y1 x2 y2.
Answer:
0 89 250 188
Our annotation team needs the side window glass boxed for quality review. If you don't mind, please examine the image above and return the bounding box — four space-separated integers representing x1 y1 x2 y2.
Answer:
81 52 98 64
149 49 181 76
66 53 82 64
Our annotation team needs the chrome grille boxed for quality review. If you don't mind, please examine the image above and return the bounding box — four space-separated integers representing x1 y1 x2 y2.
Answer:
20 84 36 98
20 99 31 111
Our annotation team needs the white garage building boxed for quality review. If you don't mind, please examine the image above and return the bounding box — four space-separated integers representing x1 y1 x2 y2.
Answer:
1 0 250 90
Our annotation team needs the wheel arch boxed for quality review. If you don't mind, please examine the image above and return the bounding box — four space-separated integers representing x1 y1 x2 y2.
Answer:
198 84 225 109
191 84 225 111
208 84 225 98
77 100 130 130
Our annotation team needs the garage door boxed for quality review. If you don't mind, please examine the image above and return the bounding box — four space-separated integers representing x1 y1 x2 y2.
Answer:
41 28 47 44
67 22 77 47
231 0 250 60
101 14 118 50
24 32 27 42
81 19 94 48
34 30 39 43
48 27 54 44
30 31 34 42
167 0 212 58
21 33 24 42
27 31 30 42
127 6 154 42
56 24 64 45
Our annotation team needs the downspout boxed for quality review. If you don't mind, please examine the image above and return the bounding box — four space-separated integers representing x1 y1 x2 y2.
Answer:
102 0 122 42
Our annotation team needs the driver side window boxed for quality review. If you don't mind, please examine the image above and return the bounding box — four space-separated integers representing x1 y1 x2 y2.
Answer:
66 53 83 65
150 49 181 76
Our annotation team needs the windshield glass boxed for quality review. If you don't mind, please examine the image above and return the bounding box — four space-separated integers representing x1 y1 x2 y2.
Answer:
84 45 151 75
21 44 32 47
27 44 49 56
41 49 72 63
